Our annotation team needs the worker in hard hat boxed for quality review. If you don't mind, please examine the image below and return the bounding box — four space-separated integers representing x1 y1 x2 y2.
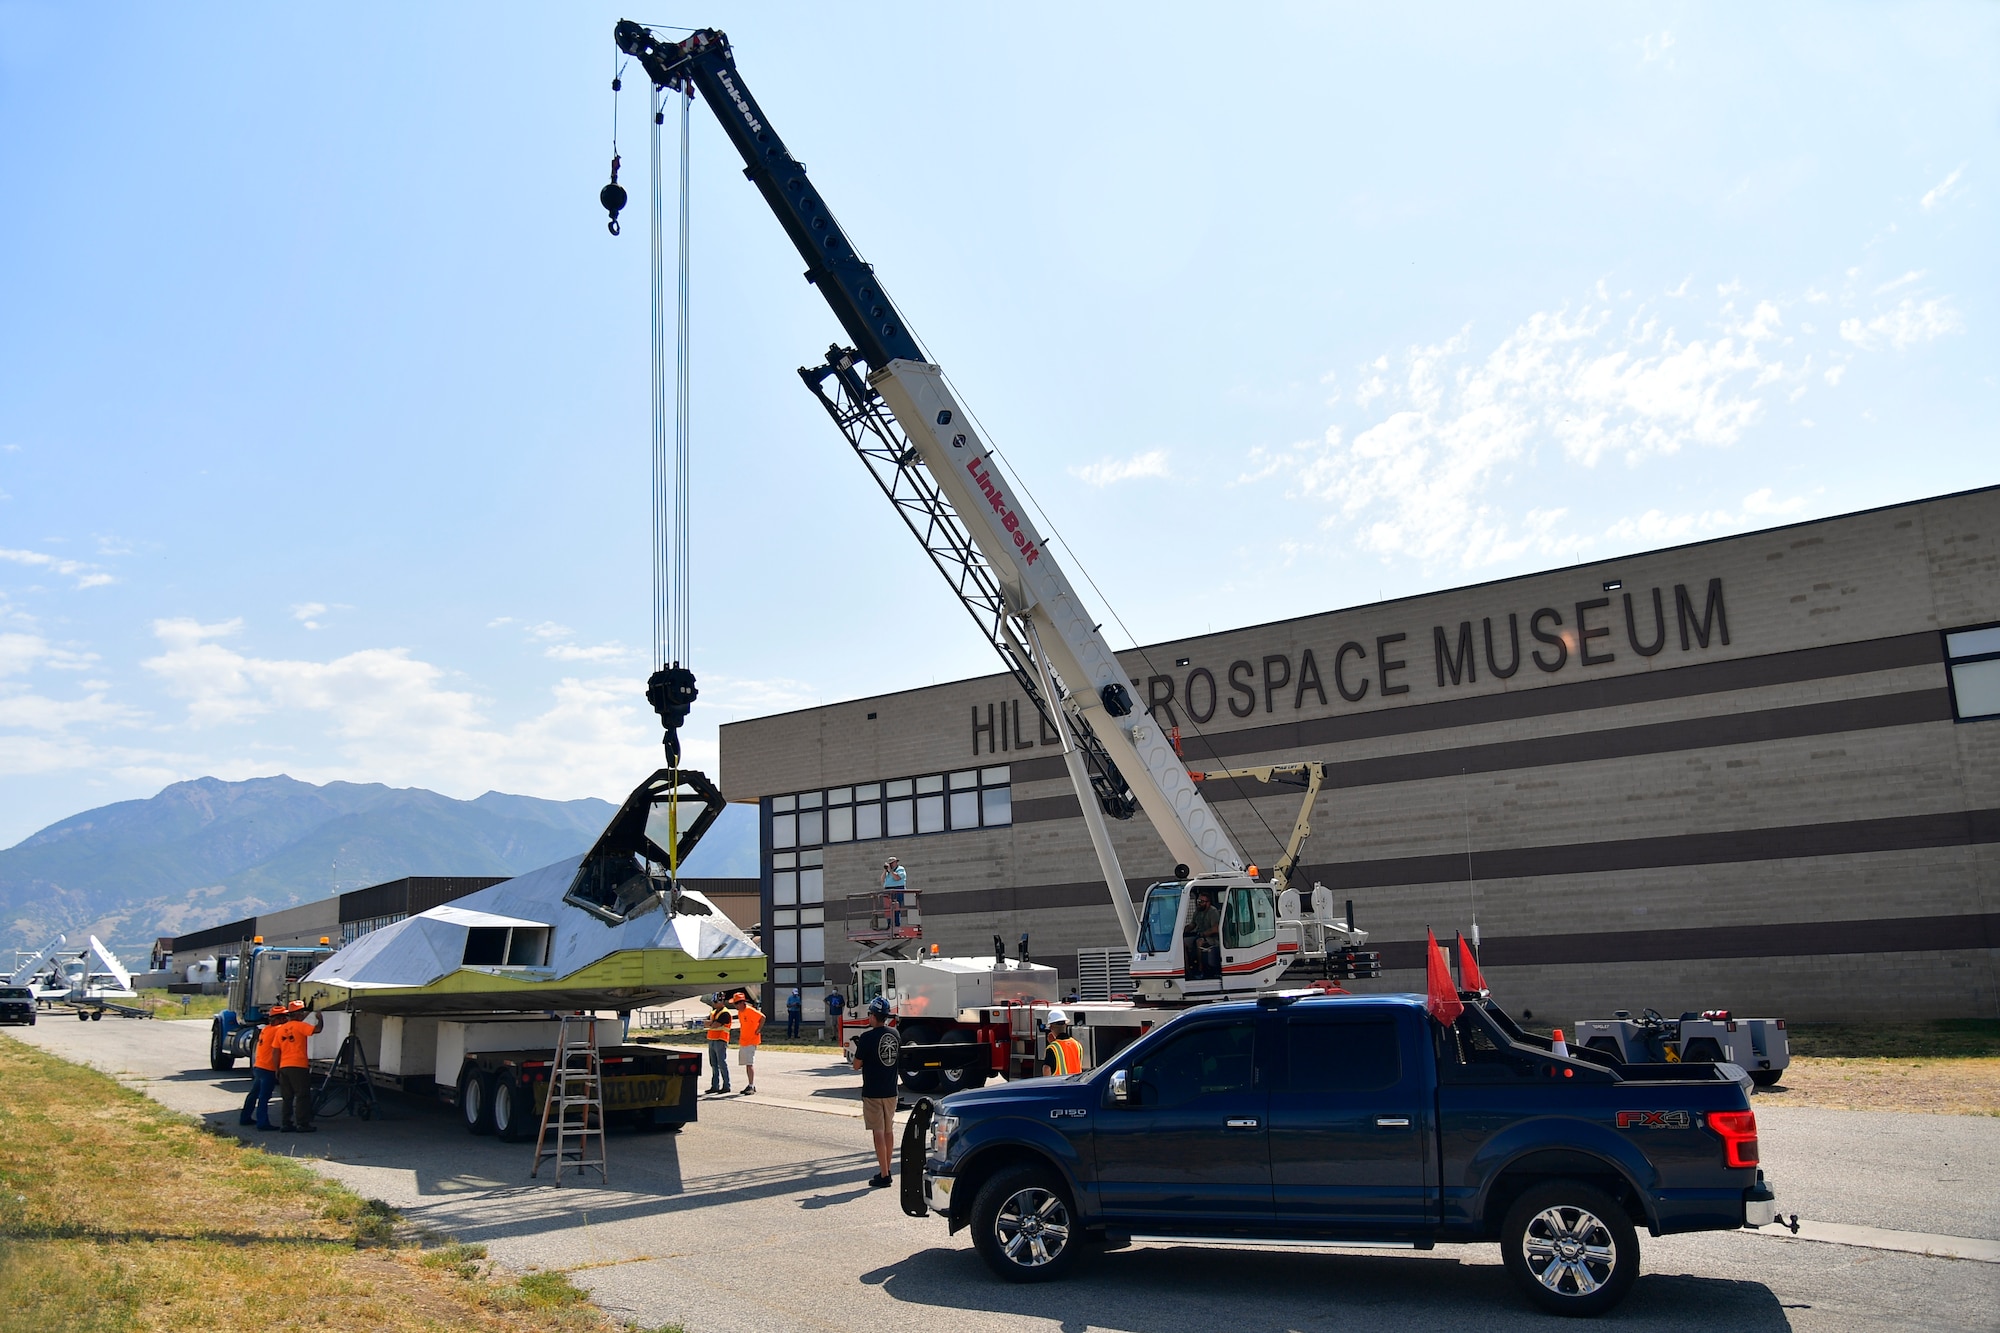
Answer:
703 993 733 1094
1041 1009 1084 1076
236 1004 286 1130
274 1001 323 1132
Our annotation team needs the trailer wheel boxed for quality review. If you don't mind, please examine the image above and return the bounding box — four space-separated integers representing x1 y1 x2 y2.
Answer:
938 1029 987 1091
1500 1180 1639 1316
970 1164 1081 1283
1749 1070 1783 1088
91 1011 102 1021
209 1025 235 1071
459 1067 495 1135
491 1073 530 1142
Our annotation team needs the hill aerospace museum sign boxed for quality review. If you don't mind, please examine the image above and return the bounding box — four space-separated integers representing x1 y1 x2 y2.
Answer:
969 577 1730 755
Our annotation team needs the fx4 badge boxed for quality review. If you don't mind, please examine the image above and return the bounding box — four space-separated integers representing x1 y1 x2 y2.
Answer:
1050 1108 1087 1119
1617 1110 1690 1130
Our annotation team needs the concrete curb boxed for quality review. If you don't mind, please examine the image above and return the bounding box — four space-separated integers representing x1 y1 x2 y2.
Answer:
1750 1219 2000 1263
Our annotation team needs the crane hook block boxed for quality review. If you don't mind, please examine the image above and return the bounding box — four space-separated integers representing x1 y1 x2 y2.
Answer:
601 153 627 236
647 665 699 762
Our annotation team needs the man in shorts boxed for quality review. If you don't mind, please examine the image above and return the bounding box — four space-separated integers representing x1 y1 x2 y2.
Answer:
850 996 900 1187
733 990 764 1094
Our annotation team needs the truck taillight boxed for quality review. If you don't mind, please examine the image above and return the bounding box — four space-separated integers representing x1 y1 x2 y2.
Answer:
1708 1109 1758 1168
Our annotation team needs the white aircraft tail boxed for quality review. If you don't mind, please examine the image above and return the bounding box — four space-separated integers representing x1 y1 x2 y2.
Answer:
7 934 67 987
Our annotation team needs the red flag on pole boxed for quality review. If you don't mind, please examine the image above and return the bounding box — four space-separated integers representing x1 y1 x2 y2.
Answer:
1457 931 1488 994
1425 928 1464 1025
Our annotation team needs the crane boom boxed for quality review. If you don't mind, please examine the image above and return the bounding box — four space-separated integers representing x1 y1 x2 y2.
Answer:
615 24 1248 918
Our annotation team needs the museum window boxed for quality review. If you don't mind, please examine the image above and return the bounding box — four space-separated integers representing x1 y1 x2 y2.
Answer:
1944 623 2000 722
771 765 1012 852
765 766 1013 993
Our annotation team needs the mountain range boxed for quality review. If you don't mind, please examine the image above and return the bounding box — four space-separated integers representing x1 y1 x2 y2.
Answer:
1 775 759 963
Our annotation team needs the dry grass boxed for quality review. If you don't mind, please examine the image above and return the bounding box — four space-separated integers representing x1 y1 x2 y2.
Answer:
1757 1055 2000 1117
1782 1019 2000 1060
0 1035 651 1333
133 988 228 1021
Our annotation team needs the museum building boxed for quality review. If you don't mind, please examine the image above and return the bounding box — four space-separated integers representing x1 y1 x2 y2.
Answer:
719 486 2000 1023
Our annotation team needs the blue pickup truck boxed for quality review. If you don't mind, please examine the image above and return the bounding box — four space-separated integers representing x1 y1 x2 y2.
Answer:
904 992 1777 1316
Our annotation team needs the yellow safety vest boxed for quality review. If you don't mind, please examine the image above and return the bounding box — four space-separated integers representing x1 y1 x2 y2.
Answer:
1047 1037 1083 1075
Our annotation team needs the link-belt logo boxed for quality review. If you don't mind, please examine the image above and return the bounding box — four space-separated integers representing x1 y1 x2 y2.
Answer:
715 71 763 134
1617 1110 1690 1129
965 455 1041 565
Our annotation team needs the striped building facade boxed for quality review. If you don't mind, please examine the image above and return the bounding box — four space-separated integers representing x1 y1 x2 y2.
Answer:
720 487 2000 1023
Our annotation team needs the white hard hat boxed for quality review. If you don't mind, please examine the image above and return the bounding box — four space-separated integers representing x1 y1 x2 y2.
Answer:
1048 1008 1070 1025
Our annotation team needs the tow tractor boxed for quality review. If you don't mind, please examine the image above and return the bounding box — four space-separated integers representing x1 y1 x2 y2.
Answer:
1576 1008 1791 1087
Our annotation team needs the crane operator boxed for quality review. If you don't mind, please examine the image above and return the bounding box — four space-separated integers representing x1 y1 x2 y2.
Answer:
1183 888 1221 980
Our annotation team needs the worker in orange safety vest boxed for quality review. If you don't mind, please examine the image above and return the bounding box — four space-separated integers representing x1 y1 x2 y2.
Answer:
704 994 734 1094
237 1004 287 1131
273 1002 323 1133
1040 1009 1083 1076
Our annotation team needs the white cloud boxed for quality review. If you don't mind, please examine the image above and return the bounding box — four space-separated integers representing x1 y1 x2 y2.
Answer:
1261 306 1766 564
486 616 515 628
1874 269 1925 295
545 641 634 663
1741 487 1808 517
1920 165 1966 212
1640 30 1675 65
1839 297 1963 350
1235 278 1911 571
133 618 659 799
0 547 113 589
1600 488 1810 547
3 621 818 805
291 602 328 630
1824 364 1846 387
524 621 573 641
0 633 97 676
1070 450 1171 487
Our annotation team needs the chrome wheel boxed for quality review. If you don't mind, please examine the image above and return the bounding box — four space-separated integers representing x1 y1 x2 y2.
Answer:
1521 1203 1617 1297
993 1186 1071 1268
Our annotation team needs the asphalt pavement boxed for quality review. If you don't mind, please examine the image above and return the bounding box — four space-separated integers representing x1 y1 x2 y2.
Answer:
11 1016 1998 1333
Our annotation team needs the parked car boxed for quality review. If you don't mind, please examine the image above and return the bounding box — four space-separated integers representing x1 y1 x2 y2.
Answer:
0 985 38 1026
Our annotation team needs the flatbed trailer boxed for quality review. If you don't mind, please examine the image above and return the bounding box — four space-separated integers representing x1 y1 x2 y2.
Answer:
306 1012 702 1139
60 997 152 1021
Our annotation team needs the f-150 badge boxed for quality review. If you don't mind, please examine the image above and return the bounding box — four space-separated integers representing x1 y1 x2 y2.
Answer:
1617 1110 1690 1129
1050 1108 1086 1119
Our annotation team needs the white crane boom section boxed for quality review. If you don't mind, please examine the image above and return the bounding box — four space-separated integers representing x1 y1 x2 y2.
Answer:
870 361 1245 882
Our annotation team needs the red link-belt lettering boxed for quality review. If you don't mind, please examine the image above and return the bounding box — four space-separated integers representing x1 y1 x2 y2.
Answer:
965 456 1040 565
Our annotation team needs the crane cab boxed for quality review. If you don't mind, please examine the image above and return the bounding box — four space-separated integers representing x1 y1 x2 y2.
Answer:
1128 874 1286 1000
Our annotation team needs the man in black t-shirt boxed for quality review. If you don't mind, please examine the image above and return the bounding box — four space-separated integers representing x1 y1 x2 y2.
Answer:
850 996 901 1188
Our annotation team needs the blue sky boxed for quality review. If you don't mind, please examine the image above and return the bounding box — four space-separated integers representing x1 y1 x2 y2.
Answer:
1 2 1993 847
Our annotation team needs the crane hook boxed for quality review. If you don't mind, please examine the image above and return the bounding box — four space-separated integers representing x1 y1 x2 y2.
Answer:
601 153 627 236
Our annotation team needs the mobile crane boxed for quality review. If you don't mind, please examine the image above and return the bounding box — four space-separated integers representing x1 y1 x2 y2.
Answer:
609 22 1369 1010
